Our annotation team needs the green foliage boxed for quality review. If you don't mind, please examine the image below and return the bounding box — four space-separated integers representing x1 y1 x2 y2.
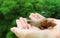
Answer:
0 0 18 15
6 31 17 38
0 0 60 38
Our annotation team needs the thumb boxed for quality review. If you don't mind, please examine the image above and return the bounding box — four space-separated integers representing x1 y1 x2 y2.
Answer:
10 27 26 38
11 27 21 37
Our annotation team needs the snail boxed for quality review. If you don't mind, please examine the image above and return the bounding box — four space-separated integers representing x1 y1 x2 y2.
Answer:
27 15 56 30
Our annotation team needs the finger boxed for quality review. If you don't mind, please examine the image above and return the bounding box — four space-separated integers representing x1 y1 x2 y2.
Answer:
29 13 38 21
22 18 33 29
23 18 32 29
29 13 36 20
29 13 46 21
24 18 27 22
16 19 23 29
20 17 28 29
11 27 21 37
11 27 28 38
20 17 27 23
35 13 45 19
33 13 40 19
35 13 41 19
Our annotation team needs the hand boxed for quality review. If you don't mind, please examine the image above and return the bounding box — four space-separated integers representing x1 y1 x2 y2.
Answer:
11 17 40 38
29 13 60 38
11 13 60 38
29 13 60 29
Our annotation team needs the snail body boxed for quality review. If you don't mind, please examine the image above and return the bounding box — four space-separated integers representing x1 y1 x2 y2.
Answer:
27 15 56 30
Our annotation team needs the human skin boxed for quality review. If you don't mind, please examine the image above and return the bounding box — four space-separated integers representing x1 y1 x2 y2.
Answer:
11 13 60 38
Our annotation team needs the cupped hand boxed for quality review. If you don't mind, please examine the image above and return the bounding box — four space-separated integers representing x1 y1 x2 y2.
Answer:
29 13 60 30
29 13 60 38
11 13 60 38
11 17 40 38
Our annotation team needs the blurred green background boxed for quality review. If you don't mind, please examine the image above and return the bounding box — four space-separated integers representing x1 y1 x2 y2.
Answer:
0 0 60 38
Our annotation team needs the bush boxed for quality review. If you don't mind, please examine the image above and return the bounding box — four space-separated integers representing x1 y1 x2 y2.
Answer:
0 0 60 38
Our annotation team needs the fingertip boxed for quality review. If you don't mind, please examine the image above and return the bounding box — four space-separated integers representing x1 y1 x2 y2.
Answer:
20 17 26 21
16 19 19 22
11 27 20 34
10 27 17 32
20 17 23 19
16 19 20 25
10 27 21 38
29 13 35 19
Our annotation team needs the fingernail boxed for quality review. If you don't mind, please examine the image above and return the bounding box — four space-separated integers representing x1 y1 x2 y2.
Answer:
20 17 23 19
11 27 17 32
11 28 14 32
16 19 19 22
16 19 19 23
